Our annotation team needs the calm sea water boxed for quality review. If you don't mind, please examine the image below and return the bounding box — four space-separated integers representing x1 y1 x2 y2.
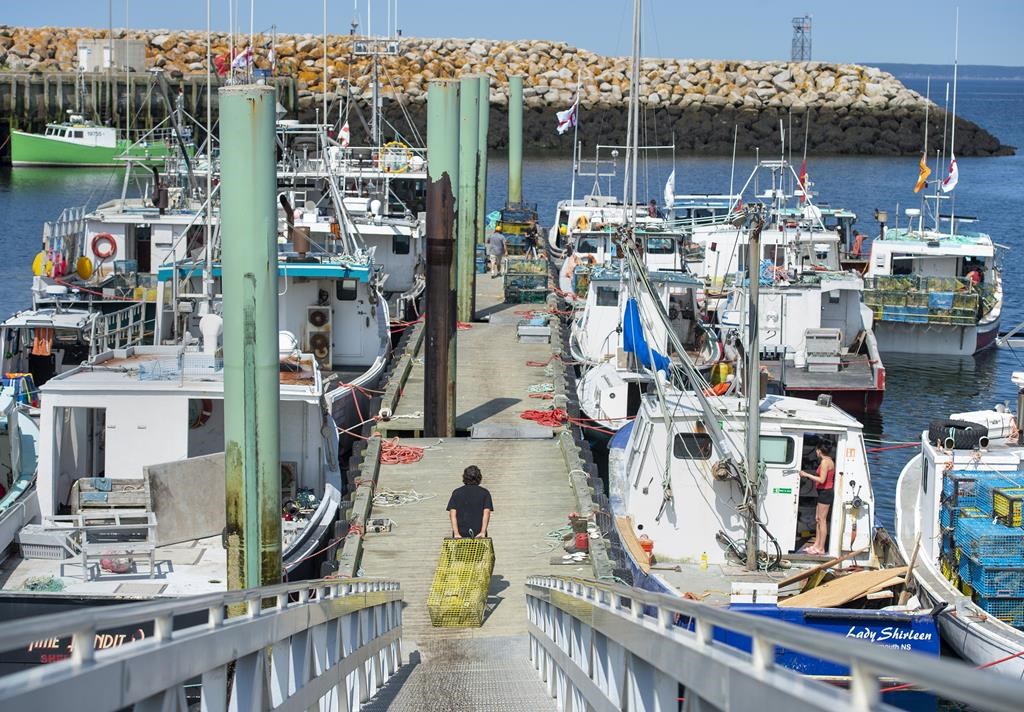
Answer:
1 72 1021 532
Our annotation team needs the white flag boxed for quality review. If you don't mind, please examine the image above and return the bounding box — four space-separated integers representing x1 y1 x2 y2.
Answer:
338 121 351 149
663 169 675 208
555 101 578 135
231 47 252 69
941 156 958 193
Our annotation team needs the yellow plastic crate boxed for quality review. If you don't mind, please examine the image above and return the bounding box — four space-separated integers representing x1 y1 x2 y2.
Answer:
427 538 495 628
993 488 1024 528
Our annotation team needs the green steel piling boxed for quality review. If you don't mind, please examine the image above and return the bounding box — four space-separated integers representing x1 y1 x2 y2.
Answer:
508 75 523 205
220 84 282 591
476 74 490 246
456 76 480 323
424 80 459 438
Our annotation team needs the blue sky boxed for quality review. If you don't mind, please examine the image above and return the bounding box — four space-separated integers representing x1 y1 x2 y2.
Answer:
6 1 1022 66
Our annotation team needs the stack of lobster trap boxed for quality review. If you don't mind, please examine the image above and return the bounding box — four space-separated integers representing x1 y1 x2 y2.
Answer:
941 467 1024 628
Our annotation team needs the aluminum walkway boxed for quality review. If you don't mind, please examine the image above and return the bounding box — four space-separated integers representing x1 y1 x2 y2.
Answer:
356 277 574 710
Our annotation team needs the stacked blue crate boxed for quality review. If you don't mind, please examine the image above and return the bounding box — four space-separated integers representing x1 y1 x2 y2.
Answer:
976 474 1024 516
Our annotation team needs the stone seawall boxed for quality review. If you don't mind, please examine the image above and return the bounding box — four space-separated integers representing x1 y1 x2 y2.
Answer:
0 26 1012 156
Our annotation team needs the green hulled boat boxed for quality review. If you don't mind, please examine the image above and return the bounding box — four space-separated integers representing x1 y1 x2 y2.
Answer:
11 118 176 167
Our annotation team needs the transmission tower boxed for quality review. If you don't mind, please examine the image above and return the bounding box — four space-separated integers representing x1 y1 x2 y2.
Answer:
791 15 812 62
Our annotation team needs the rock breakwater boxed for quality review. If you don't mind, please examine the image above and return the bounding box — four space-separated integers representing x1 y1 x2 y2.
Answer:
0 26 1012 156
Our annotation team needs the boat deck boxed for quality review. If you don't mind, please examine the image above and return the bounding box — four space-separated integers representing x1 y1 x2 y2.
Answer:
0 535 226 598
354 275 580 709
764 357 877 391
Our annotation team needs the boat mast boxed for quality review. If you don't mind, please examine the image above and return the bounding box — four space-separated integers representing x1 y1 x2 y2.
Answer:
948 8 959 237
744 207 765 571
629 0 641 221
205 0 214 308
322 0 329 126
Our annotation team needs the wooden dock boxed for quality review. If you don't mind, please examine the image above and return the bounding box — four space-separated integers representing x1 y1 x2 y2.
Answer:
350 275 593 709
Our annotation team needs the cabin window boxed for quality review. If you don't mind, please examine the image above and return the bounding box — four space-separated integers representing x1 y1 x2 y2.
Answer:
673 433 713 460
921 455 928 494
595 286 619 307
392 233 411 255
336 279 358 301
577 237 600 254
646 237 674 254
760 436 795 465
72 130 84 139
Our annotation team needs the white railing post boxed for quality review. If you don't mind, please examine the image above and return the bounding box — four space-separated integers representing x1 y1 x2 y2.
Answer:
849 661 880 710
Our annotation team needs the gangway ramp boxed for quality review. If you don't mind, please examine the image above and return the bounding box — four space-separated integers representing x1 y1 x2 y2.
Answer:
353 278 581 709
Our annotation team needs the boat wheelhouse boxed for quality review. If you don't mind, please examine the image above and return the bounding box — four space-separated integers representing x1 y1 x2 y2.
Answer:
0 343 342 597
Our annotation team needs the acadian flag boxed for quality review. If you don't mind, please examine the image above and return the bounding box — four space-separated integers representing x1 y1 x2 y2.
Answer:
555 101 578 135
798 159 808 203
914 153 931 193
338 121 351 149
941 156 958 193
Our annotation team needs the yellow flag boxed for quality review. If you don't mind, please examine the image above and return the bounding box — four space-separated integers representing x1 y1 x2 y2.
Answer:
914 154 931 193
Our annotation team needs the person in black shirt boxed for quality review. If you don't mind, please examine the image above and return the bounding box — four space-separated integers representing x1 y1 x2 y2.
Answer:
446 465 494 538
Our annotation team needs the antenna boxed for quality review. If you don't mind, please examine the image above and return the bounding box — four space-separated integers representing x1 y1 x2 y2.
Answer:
791 15 812 62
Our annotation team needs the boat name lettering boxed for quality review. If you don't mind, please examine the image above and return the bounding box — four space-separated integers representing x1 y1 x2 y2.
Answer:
771 487 793 494
844 626 932 643
27 628 146 653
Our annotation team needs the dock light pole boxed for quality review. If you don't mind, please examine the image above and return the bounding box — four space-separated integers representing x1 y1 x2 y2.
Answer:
456 76 480 323
477 74 490 246
220 84 282 590
424 80 459 438
508 75 523 205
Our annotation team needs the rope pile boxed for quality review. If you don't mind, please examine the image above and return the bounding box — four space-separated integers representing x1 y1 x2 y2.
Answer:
379 437 425 465
520 407 569 427
372 488 436 507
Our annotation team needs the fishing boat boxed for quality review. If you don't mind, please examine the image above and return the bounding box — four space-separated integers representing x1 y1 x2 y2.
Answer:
10 118 177 168
0 337 343 598
571 265 721 433
601 193 935 689
863 223 1001 355
0 387 40 560
894 376 1024 677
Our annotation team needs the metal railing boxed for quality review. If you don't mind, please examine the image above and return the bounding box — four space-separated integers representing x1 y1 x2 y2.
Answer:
525 575 1022 712
90 302 148 355
0 578 402 712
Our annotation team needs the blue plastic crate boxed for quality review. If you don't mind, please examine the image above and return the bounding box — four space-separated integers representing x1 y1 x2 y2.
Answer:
955 517 1024 564
966 557 1024 598
973 597 1024 629
976 475 1024 516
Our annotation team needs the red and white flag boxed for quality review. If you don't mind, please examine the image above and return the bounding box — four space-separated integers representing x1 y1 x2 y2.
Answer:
941 156 959 193
555 101 578 135
231 47 253 70
798 159 808 203
338 121 351 148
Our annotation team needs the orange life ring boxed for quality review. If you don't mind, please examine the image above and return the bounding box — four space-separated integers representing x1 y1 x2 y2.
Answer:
91 233 117 260
189 398 214 429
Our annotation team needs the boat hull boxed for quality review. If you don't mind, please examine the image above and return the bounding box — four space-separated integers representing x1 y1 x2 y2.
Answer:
874 316 1000 356
11 131 173 167
783 384 884 414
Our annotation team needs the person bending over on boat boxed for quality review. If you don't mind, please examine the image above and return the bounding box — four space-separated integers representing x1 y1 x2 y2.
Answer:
447 465 494 539
799 444 835 556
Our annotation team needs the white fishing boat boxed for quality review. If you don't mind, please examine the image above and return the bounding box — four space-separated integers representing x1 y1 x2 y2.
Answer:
571 266 721 432
716 251 886 413
0 337 342 598
894 376 1024 678
863 224 1001 355
0 388 40 561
